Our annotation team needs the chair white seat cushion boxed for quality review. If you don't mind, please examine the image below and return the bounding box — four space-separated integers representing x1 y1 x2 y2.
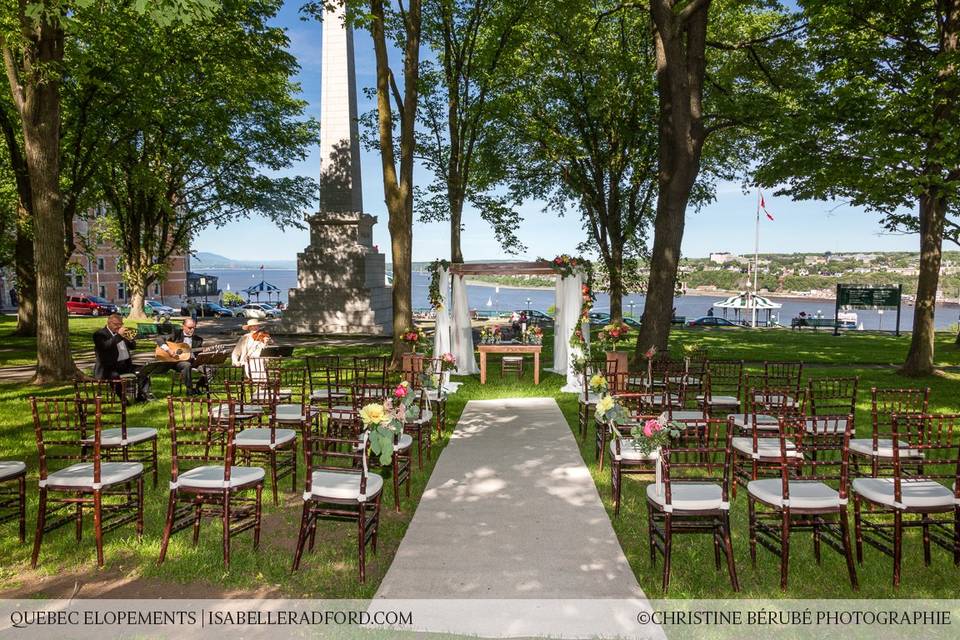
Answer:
668 375 700 386
405 408 433 425
42 462 142 489
748 479 843 509
425 389 446 403
848 438 921 458
647 482 727 511
0 460 26 481
610 438 659 462
663 410 705 422
309 387 351 401
730 413 779 431
732 436 801 459
580 392 603 406
274 404 307 423
627 376 648 387
329 404 355 420
502 356 524 362
752 392 798 407
804 417 849 435
82 427 157 446
235 428 297 448
250 388 293 402
211 403 263 419
308 469 383 501
696 394 740 407
176 465 265 490
395 433 414 451
852 477 955 510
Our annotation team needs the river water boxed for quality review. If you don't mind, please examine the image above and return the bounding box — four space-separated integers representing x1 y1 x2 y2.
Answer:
206 269 959 331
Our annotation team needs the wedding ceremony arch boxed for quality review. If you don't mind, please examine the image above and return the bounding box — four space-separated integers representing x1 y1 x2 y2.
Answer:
429 257 593 393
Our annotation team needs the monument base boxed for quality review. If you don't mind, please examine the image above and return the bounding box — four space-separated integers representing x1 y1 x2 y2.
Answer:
279 211 393 336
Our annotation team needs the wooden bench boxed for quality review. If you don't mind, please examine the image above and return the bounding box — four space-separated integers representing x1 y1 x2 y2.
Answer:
790 317 835 331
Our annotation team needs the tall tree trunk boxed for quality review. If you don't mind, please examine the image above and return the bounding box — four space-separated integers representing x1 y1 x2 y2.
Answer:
125 265 149 320
13 211 36 336
369 0 421 368
635 0 709 358
902 0 958 373
608 235 624 323
7 16 77 382
450 192 464 263
902 194 946 376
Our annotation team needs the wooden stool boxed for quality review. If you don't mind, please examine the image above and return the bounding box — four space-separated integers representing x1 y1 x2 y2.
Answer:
501 356 524 379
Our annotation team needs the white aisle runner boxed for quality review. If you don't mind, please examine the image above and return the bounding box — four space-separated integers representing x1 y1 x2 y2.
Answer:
372 398 660 639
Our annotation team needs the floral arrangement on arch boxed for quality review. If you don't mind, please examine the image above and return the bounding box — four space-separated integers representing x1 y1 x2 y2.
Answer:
359 381 419 464
539 254 595 358
522 325 543 345
597 322 631 351
427 259 451 311
479 325 502 344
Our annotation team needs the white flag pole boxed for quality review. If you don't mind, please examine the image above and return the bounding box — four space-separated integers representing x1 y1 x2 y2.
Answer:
752 191 760 328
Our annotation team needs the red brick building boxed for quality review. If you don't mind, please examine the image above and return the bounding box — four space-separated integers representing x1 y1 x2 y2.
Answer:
66 215 190 306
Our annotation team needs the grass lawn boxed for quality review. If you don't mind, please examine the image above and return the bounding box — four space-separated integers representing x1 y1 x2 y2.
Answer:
0 323 958 599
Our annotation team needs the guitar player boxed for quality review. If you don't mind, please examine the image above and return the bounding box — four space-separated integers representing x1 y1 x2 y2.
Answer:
156 318 205 395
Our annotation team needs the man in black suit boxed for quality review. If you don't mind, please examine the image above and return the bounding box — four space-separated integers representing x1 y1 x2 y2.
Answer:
93 314 151 401
155 317 205 394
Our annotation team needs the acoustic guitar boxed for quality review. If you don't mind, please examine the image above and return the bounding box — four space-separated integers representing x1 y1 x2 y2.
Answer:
155 341 192 363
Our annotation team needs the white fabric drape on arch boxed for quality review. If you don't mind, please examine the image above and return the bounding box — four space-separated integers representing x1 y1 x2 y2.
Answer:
549 270 587 393
450 274 478 375
432 267 451 357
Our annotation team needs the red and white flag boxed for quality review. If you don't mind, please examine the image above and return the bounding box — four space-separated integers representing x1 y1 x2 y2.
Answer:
760 193 775 221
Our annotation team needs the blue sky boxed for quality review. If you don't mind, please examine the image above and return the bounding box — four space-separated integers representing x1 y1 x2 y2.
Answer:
194 1 920 262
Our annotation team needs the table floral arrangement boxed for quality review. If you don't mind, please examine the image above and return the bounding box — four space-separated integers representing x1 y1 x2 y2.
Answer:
597 322 631 351
522 325 543 345
359 381 418 464
479 325 502 344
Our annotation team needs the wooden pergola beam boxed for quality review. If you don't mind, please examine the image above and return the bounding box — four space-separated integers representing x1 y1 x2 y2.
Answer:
447 261 557 276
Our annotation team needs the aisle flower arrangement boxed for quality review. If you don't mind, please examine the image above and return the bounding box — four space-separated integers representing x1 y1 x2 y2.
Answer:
588 372 609 394
629 418 683 457
439 351 457 371
402 327 426 351
359 381 419 464
598 322 631 351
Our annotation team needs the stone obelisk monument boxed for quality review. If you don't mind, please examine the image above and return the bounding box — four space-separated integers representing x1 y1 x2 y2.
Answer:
282 3 392 335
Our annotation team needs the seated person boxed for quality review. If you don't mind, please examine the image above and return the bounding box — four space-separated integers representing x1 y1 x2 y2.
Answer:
155 317 205 395
93 314 151 401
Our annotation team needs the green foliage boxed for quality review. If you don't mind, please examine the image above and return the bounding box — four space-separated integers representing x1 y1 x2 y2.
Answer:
71 0 318 310
753 0 960 237
221 290 244 306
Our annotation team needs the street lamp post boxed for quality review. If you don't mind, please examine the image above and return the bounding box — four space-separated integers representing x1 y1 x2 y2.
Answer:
628 300 635 318
526 297 531 310
878 309 884 331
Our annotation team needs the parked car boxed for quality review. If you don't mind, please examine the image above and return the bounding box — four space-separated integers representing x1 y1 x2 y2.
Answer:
146 300 177 317
239 303 281 319
513 309 554 325
686 316 741 328
184 302 234 318
588 312 641 330
66 294 118 316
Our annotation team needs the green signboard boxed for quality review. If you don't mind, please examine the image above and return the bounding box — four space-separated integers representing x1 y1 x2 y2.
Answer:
837 285 901 309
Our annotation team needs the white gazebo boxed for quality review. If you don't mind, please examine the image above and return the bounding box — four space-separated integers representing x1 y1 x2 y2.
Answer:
713 291 782 327
431 260 589 393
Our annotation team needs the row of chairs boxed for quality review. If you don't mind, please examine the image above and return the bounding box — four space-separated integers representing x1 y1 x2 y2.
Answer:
602 384 953 590
1 353 451 582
